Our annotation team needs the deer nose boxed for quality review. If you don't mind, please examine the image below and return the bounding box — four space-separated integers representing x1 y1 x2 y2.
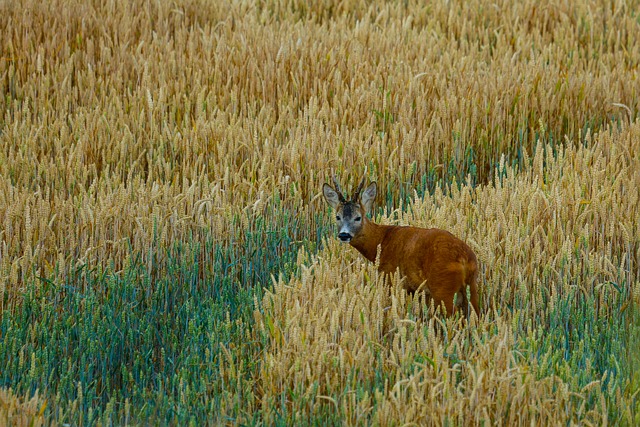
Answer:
338 232 352 242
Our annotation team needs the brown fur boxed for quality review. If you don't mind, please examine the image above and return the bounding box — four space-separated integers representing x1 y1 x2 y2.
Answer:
323 178 479 317
350 218 479 317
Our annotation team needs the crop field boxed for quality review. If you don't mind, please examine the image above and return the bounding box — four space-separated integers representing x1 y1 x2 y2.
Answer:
1 0 640 425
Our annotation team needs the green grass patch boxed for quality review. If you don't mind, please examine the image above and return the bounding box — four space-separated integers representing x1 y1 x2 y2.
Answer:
0 208 329 425
515 281 634 423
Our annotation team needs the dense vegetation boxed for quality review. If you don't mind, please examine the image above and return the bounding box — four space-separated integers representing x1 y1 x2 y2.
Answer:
1 0 639 424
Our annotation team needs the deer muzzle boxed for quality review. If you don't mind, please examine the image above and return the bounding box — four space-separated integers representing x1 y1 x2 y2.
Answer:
338 232 352 242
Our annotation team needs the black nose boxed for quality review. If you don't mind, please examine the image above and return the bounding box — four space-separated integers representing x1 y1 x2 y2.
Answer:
338 232 352 242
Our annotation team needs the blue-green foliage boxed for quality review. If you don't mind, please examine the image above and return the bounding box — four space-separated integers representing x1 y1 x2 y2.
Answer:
0 210 328 425
631 309 640 424
0 173 637 424
514 280 634 419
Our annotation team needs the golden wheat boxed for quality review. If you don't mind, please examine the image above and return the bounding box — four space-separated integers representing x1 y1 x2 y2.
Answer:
1 0 640 422
253 122 639 425
2 0 640 296
0 388 45 427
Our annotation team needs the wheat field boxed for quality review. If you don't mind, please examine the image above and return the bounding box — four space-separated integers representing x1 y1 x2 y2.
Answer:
1 0 639 425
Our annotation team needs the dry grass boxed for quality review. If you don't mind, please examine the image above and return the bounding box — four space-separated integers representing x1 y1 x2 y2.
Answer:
2 0 640 295
254 123 639 425
0 388 45 427
1 0 639 423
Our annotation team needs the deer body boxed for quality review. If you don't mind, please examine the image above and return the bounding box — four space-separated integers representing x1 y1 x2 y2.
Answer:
323 177 479 317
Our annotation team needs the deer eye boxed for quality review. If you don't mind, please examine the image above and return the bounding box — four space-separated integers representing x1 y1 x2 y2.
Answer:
355 216 362 222
336 215 341 221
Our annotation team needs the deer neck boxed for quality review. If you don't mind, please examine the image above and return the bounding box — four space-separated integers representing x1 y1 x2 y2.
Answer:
350 218 389 263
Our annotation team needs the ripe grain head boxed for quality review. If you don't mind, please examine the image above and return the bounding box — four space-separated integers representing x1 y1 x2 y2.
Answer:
2 0 640 296
254 122 640 424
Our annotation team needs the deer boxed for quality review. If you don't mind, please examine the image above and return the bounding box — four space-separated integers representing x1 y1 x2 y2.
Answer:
322 176 480 318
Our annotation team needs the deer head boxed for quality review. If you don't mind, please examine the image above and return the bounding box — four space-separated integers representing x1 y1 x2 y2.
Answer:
322 176 377 243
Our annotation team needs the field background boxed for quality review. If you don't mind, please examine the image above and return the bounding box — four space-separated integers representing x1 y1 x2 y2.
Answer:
1 0 639 425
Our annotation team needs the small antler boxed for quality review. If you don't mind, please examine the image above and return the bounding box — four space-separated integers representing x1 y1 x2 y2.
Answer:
351 177 366 202
332 175 347 203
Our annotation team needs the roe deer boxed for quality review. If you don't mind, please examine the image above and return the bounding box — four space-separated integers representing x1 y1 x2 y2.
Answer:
323 176 480 317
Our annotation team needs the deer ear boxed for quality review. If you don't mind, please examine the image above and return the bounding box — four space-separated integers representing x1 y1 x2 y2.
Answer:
323 183 341 209
360 182 377 213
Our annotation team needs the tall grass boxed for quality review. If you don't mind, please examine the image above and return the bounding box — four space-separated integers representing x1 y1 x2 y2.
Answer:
257 124 639 425
0 388 45 427
2 0 640 293
1 207 324 424
1 0 639 424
